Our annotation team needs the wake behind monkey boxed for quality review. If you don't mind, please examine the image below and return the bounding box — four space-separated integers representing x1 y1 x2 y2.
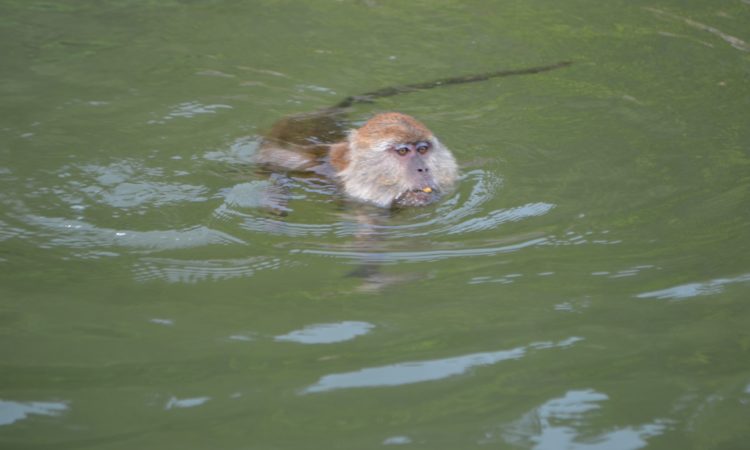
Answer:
254 61 571 209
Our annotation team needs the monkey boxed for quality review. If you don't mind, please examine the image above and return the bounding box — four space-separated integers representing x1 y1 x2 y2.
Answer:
250 62 571 290
253 61 571 209
257 111 457 208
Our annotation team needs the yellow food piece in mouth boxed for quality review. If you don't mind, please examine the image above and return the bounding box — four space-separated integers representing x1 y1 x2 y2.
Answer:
422 187 433 193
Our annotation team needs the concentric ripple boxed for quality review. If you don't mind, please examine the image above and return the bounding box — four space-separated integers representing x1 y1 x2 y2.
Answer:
4 136 566 279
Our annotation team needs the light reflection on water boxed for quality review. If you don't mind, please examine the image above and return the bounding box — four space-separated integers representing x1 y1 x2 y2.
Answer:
636 273 750 301
212 169 514 238
2 136 572 281
496 389 670 449
148 101 233 124
0 149 575 284
5 154 619 286
203 136 260 164
23 215 243 251
293 236 549 264
275 321 375 344
382 435 412 445
444 201 554 235
58 160 210 212
164 396 211 410
0 400 68 427
645 7 750 52
302 337 582 394
133 256 283 283
1 152 572 288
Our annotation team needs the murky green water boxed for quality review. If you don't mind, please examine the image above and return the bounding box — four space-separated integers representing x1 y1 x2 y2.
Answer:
1 1 749 449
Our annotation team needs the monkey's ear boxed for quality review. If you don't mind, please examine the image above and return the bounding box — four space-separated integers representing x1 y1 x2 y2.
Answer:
329 141 351 172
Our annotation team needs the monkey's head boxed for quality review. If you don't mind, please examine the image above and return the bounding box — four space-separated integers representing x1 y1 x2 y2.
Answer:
332 112 458 208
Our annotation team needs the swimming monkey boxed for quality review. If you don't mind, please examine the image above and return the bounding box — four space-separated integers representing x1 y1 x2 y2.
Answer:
254 61 571 208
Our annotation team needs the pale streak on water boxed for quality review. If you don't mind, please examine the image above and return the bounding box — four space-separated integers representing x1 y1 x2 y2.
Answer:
636 273 750 301
0 400 69 427
302 337 582 394
275 321 375 344
495 389 671 449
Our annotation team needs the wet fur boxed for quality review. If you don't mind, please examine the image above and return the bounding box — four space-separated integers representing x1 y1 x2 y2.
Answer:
256 112 457 208
254 62 572 207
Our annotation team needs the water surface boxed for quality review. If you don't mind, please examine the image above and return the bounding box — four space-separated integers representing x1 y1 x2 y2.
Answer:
1 1 749 449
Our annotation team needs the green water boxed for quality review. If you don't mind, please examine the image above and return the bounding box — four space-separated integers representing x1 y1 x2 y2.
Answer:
1 1 749 449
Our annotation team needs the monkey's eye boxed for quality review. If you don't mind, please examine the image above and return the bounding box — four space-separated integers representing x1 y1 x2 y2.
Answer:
394 145 410 156
415 141 431 154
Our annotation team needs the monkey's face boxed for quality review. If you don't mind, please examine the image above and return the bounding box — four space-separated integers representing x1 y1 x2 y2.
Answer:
337 113 458 208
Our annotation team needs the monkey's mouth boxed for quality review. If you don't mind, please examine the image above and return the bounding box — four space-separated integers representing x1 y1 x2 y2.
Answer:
393 187 439 207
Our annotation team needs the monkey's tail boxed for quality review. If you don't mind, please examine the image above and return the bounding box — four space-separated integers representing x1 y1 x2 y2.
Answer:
335 61 572 108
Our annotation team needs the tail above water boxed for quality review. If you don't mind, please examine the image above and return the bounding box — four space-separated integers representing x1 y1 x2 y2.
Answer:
334 61 573 108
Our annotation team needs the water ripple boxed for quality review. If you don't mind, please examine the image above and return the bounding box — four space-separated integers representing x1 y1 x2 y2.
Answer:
497 389 670 448
646 7 749 52
275 321 374 344
24 215 244 251
133 256 282 283
213 169 552 245
57 160 210 212
164 396 211 410
292 236 548 264
636 273 750 301
203 136 260 164
0 399 68 426
0 219 31 242
302 337 582 394
444 202 554 235
148 101 233 124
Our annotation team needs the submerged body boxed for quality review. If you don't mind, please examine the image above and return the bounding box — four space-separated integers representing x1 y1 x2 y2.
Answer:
255 111 458 208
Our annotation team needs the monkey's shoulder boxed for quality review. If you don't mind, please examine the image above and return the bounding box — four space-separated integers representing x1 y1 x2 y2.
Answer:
328 141 350 172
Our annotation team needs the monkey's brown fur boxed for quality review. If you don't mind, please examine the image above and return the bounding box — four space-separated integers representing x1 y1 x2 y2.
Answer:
254 62 572 207
256 112 457 208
